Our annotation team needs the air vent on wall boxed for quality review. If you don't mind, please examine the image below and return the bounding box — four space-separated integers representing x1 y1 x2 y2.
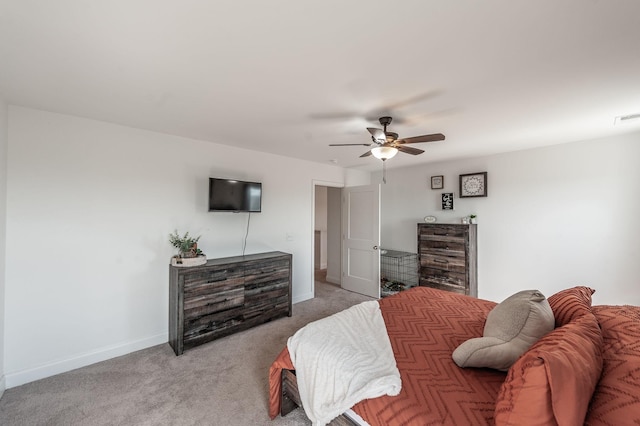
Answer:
614 113 640 125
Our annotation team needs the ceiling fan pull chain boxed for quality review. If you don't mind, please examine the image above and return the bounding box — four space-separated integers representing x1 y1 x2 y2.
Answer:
382 159 387 184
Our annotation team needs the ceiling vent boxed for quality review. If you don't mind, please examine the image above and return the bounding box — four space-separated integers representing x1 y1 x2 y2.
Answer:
614 113 640 125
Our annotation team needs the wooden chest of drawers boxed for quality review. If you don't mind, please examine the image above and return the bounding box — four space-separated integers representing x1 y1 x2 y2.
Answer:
417 224 477 296
169 251 292 355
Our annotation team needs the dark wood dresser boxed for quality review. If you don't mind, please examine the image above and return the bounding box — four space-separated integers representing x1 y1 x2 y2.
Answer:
169 251 292 355
417 223 477 296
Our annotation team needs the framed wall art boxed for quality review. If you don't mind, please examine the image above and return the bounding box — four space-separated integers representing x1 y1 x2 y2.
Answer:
441 192 454 210
459 172 488 198
430 175 444 190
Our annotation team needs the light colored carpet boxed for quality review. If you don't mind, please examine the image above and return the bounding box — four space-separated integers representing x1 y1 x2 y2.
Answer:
0 274 373 426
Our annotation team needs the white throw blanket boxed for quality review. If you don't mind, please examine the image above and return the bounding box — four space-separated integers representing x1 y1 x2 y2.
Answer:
287 300 401 426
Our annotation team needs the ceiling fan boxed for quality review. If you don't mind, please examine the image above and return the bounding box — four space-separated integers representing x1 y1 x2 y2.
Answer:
329 116 445 161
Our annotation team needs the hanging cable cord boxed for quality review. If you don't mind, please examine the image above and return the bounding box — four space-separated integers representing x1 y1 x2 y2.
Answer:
242 212 251 256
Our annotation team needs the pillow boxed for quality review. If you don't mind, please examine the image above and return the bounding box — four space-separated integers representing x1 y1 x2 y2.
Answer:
494 311 603 426
547 286 595 327
452 290 555 371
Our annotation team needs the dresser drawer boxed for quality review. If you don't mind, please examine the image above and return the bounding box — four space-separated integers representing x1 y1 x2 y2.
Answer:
420 254 466 274
419 225 467 243
184 287 244 319
419 268 467 294
419 239 466 257
245 279 289 300
420 278 467 294
183 305 245 349
183 265 244 292
182 264 244 318
244 258 290 282
243 292 289 320
244 256 290 295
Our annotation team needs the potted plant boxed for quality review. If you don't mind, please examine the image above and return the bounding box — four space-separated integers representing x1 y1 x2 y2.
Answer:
169 230 206 266
469 214 477 224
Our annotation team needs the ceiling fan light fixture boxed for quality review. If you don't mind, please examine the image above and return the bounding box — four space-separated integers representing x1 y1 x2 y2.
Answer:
371 146 398 160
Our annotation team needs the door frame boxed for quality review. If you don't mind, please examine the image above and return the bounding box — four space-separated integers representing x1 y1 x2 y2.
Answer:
311 180 344 297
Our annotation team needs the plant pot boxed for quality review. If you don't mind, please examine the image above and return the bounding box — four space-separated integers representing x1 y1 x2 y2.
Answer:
180 243 199 258
171 254 207 267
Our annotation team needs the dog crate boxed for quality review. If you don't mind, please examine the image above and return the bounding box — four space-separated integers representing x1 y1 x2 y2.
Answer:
380 249 419 297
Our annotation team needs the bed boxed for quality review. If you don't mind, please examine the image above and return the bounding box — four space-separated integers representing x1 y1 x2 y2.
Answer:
269 285 640 425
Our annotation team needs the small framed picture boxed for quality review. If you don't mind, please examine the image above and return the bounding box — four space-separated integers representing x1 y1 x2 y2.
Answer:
441 192 454 210
459 172 488 198
430 175 444 190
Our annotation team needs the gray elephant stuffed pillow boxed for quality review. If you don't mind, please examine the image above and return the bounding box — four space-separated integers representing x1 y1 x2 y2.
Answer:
452 289 555 371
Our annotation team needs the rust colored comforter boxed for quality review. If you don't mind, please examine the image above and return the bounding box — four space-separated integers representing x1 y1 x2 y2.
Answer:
269 286 507 425
586 305 640 424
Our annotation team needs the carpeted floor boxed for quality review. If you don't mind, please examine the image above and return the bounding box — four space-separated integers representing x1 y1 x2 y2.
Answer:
0 273 373 426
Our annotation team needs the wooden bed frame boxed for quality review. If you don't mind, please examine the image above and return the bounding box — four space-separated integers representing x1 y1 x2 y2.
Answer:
280 369 359 426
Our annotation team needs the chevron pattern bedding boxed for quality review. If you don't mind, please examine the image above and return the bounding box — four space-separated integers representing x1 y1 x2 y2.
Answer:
586 305 640 424
350 287 506 425
270 286 507 424
269 286 640 425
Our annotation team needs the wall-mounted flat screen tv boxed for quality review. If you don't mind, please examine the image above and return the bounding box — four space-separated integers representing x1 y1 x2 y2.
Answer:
208 178 262 212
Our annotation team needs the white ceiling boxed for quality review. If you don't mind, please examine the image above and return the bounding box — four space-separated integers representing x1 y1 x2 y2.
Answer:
1 0 640 171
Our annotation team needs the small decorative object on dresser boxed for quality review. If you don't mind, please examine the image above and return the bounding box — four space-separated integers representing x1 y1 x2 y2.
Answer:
430 175 444 189
169 230 206 267
417 223 477 296
459 172 488 198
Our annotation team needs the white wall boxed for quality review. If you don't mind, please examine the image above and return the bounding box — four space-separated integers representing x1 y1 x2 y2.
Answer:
0 99 8 398
378 131 640 306
4 106 370 387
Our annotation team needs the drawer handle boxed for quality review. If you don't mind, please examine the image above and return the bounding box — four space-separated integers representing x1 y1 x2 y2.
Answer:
434 232 449 236
434 259 449 264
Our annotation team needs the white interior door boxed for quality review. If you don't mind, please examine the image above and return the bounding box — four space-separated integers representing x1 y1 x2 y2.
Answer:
341 184 380 298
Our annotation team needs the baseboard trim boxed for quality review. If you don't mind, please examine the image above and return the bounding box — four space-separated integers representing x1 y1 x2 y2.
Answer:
5 332 168 389
0 374 6 400
293 292 313 304
325 274 341 285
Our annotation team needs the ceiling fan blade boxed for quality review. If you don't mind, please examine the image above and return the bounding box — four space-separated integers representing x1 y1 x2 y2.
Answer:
360 150 373 158
396 145 424 155
367 127 386 143
401 108 458 126
329 143 372 146
309 110 361 120
397 133 446 144
380 90 442 111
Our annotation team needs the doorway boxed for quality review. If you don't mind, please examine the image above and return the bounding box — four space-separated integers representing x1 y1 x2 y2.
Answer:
313 184 343 295
312 182 381 299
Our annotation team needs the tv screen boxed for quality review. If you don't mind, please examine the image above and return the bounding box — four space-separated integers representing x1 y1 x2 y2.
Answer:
208 178 262 212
